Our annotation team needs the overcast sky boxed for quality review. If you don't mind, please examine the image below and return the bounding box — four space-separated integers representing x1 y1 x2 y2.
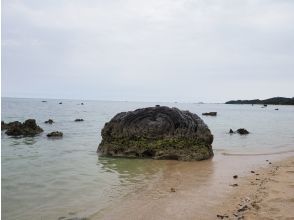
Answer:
2 0 294 102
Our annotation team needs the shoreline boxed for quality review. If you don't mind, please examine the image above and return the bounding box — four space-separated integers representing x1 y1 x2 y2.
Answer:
215 156 294 220
89 152 294 220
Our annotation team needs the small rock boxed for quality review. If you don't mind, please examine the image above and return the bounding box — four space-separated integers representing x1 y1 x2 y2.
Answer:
155 105 160 107
238 205 249 212
59 102 62 104
170 187 176 192
263 104 267 107
45 119 54 124
250 171 255 173
42 101 47 103
269 162 272 164
229 129 234 134
255 173 259 176
216 214 229 219
202 112 217 116
233 175 238 179
74 119 84 122
256 178 260 180
236 128 249 135
81 103 84 105
275 108 279 110
266 160 269 162
47 131 63 138
230 183 238 187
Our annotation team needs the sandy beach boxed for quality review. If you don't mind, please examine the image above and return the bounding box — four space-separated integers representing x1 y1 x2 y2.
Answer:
90 154 294 220
216 156 294 220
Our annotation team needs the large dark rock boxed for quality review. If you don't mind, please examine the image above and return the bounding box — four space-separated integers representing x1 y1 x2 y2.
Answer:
97 106 214 161
2 119 43 136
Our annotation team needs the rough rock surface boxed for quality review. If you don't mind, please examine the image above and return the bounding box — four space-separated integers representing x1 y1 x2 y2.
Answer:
98 106 214 161
2 119 43 136
47 131 63 137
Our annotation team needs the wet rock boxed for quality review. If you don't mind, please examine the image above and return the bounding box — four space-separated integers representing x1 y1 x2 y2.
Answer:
47 131 63 138
59 102 63 104
98 106 214 161
233 175 238 179
236 128 249 135
251 171 255 173
229 129 234 134
45 119 54 124
263 104 267 107
202 112 217 116
74 119 84 122
2 119 43 136
81 103 84 105
275 108 279 110
42 100 47 103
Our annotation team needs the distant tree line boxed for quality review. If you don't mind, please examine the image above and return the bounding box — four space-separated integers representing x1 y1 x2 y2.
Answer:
225 97 294 105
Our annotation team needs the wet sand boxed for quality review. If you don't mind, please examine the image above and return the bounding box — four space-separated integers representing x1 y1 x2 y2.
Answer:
89 151 294 220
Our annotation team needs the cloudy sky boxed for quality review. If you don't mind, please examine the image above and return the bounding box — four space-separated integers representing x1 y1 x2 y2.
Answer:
2 0 294 102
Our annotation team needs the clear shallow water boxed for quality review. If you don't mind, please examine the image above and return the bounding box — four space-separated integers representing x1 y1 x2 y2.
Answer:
1 98 294 219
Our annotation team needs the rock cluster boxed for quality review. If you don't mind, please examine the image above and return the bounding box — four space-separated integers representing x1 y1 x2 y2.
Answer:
98 106 214 161
1 119 43 136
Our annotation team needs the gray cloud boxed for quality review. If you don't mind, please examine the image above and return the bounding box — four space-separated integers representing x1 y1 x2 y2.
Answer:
2 0 294 102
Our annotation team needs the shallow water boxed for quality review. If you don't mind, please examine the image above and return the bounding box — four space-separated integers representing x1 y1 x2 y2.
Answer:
1 98 294 219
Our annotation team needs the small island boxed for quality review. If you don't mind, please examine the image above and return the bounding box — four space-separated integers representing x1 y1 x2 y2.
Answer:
225 97 294 105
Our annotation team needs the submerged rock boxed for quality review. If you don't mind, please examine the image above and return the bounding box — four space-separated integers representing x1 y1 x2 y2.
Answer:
2 119 43 136
236 128 249 135
47 131 63 137
98 106 214 161
45 119 54 124
202 112 217 116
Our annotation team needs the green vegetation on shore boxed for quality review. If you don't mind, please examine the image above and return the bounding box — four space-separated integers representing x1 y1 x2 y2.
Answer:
225 97 294 105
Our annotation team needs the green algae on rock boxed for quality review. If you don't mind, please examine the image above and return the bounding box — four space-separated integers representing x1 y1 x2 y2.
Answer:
97 106 214 161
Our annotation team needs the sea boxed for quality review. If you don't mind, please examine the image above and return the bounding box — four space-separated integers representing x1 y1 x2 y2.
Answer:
1 97 294 220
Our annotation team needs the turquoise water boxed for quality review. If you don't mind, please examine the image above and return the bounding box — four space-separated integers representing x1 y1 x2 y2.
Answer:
1 98 294 219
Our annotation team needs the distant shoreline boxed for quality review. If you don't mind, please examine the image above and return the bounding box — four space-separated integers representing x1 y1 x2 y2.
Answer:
226 97 294 105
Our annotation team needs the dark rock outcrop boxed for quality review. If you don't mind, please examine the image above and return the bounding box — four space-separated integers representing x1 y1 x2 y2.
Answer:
226 97 294 105
74 119 84 122
45 119 54 124
202 112 217 116
2 119 43 136
236 128 249 135
98 106 214 161
47 131 63 137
